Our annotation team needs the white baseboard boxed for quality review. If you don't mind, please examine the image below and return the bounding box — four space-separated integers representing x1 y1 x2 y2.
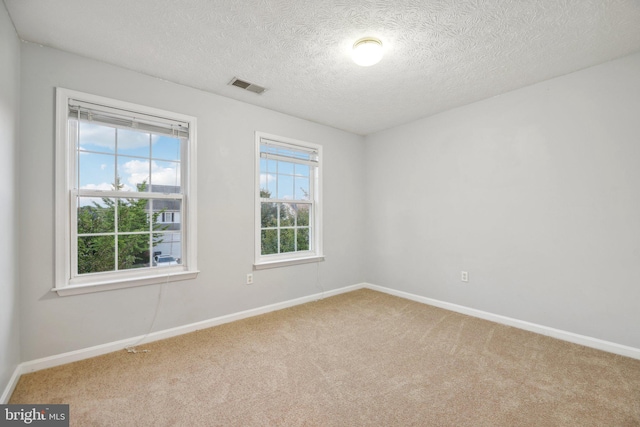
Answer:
0 366 22 404
5 281 639 402
364 283 640 361
2 283 364 402
13 283 366 377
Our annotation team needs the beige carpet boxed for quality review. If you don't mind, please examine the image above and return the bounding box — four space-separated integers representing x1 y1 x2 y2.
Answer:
10 289 640 426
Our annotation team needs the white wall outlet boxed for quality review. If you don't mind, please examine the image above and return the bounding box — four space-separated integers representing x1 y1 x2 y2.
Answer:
246 273 253 285
461 271 469 282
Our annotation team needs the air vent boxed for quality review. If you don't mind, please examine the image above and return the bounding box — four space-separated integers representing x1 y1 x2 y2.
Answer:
228 77 266 94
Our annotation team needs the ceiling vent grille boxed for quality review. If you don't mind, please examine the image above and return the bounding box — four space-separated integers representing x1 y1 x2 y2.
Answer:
228 77 266 94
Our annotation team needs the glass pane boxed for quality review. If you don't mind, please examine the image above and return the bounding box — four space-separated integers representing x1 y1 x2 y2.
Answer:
152 135 181 162
151 160 180 190
294 164 309 177
266 174 276 198
280 203 295 227
118 234 150 270
297 228 310 251
261 202 278 228
259 173 272 198
118 199 150 232
297 204 310 226
152 233 182 266
153 200 182 231
78 122 115 154
78 235 115 274
277 160 294 175
261 229 278 255
78 197 114 234
117 156 150 192
267 159 277 173
280 229 295 253
295 177 310 200
117 128 150 158
78 152 116 190
277 174 294 199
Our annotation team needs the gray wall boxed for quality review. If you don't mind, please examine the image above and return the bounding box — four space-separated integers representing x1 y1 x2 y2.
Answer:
19 43 366 361
0 2 21 393
365 52 640 349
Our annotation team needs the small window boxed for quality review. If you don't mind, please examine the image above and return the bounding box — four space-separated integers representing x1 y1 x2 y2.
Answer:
54 88 198 295
254 132 323 269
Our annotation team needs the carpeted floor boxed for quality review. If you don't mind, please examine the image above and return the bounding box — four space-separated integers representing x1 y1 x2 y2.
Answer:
10 289 640 426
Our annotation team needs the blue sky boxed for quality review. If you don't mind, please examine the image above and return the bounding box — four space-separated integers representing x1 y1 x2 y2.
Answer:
259 158 310 201
77 122 181 193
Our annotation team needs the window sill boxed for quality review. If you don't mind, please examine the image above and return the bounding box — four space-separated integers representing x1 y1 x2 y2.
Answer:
254 256 325 270
52 270 199 296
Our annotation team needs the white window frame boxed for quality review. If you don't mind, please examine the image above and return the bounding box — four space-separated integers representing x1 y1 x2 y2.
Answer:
254 132 324 269
54 88 198 296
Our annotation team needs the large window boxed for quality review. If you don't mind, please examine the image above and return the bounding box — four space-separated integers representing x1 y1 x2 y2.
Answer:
55 88 198 295
255 132 323 268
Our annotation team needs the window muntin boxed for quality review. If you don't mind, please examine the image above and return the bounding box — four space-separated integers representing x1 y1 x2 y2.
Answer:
255 133 322 266
55 88 198 294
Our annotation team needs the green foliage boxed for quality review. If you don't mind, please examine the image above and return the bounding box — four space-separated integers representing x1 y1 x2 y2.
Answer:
77 178 167 274
259 189 311 256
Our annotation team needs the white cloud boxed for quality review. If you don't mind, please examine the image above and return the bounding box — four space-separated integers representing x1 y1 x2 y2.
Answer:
81 182 114 191
79 123 115 150
118 129 158 151
151 162 181 186
81 182 135 192
260 173 275 188
79 123 158 151
121 159 179 187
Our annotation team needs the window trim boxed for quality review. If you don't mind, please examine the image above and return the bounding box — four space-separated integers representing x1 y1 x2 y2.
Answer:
254 132 323 269
54 88 198 295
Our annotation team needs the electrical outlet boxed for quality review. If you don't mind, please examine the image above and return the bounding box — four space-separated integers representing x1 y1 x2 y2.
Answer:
246 273 253 285
461 271 469 282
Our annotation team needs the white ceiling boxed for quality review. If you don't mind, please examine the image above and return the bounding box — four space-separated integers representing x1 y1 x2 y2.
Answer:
5 0 640 135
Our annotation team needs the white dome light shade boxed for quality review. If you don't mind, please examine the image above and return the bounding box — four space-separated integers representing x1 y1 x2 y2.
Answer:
352 37 383 66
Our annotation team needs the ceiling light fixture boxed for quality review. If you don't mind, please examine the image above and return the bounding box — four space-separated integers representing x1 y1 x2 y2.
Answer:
352 37 383 67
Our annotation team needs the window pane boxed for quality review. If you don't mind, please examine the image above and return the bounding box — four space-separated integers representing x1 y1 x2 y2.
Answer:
78 152 116 190
259 173 272 198
78 197 114 234
152 136 181 162
280 229 295 253
280 203 295 227
79 122 115 153
118 199 150 232
117 128 150 158
257 137 318 263
261 229 278 255
295 177 310 200
152 233 182 266
297 204 310 226
277 160 294 175
294 164 309 177
118 234 150 270
277 174 294 199
261 202 278 228
151 160 180 189
78 235 115 274
266 174 276 198
153 200 182 231
297 228 310 251
117 156 150 192
267 159 277 173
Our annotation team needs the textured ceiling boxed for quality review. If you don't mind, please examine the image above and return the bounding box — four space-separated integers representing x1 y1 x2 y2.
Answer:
5 0 640 135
